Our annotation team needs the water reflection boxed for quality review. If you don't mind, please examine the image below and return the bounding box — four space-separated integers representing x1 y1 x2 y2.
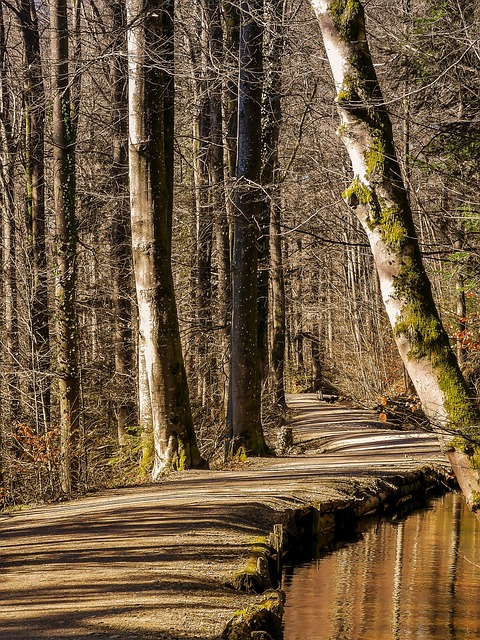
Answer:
282 493 480 639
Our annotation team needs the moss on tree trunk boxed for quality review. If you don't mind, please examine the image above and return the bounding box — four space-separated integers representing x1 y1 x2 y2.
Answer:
312 0 480 505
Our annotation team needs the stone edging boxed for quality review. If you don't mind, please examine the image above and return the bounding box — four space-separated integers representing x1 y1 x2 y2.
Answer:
222 465 452 639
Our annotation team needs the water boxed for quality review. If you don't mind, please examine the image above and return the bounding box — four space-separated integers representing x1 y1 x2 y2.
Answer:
282 492 480 639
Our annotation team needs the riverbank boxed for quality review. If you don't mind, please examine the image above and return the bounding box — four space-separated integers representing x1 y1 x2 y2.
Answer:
0 395 451 640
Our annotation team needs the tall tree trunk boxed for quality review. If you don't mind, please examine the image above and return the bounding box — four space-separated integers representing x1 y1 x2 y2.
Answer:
194 0 229 411
192 6 213 405
127 0 206 475
18 0 50 431
110 0 134 444
0 2 19 430
270 187 286 408
261 0 286 406
454 225 467 366
223 0 239 444
50 0 81 495
229 0 268 455
312 0 480 507
1 173 17 425
138 339 153 471
206 0 230 415
223 0 240 212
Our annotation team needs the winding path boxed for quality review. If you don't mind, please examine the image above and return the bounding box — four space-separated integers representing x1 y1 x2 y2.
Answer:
0 395 445 640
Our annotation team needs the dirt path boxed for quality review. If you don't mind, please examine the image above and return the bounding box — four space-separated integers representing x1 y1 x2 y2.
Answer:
0 395 445 640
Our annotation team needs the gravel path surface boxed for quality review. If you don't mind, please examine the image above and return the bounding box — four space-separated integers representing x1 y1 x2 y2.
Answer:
0 395 445 640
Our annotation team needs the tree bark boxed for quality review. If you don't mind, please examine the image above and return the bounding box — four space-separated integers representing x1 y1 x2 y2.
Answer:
206 0 230 414
221 0 239 427
454 225 467 366
223 0 240 208
50 0 81 495
311 0 480 506
18 0 51 431
110 0 135 444
270 188 286 408
192 5 213 404
261 0 286 407
229 0 268 455
127 0 206 475
0 6 18 428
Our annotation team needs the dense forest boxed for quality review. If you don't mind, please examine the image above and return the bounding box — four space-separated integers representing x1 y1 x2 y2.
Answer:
0 0 478 506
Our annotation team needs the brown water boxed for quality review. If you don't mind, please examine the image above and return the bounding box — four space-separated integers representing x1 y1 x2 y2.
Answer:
282 492 480 639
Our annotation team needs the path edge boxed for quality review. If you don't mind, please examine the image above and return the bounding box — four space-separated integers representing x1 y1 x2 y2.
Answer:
221 464 453 639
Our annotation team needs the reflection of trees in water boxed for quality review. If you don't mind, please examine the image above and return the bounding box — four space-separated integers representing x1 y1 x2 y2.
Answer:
404 512 422 631
392 521 405 639
330 544 355 640
282 494 480 639
357 528 376 637
447 495 461 638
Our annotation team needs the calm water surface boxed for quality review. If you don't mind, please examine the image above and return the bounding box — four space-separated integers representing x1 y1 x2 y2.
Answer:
282 492 480 639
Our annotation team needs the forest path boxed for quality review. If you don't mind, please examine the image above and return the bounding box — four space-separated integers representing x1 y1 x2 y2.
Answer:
0 394 445 640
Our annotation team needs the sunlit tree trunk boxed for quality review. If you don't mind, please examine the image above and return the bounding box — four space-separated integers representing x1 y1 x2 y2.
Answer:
138 340 153 470
312 0 480 507
229 0 268 455
50 0 81 494
127 0 206 475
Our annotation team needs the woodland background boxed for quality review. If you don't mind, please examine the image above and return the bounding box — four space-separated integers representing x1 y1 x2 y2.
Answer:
0 0 479 505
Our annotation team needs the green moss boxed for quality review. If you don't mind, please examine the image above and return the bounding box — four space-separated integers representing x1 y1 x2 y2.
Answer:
450 438 480 471
470 491 480 511
140 430 154 476
365 133 386 177
328 0 480 441
175 436 188 470
245 431 270 457
379 206 408 250
342 177 372 206
329 0 364 42
438 365 479 427
223 590 284 639
393 266 479 430
337 74 358 103
235 445 248 463
232 539 274 594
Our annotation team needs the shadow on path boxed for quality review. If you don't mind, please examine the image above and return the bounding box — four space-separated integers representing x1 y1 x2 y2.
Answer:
0 394 444 639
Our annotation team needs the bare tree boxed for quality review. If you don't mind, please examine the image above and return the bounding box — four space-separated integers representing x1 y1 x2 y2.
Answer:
127 0 206 475
229 0 268 455
109 0 135 444
50 0 81 494
18 0 50 430
262 0 287 409
311 0 480 506
0 1 19 429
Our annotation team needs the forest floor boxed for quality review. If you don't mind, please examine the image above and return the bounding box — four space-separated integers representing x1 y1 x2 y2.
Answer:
0 394 447 640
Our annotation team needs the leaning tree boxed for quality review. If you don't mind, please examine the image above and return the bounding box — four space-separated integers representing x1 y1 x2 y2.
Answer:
311 0 480 506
